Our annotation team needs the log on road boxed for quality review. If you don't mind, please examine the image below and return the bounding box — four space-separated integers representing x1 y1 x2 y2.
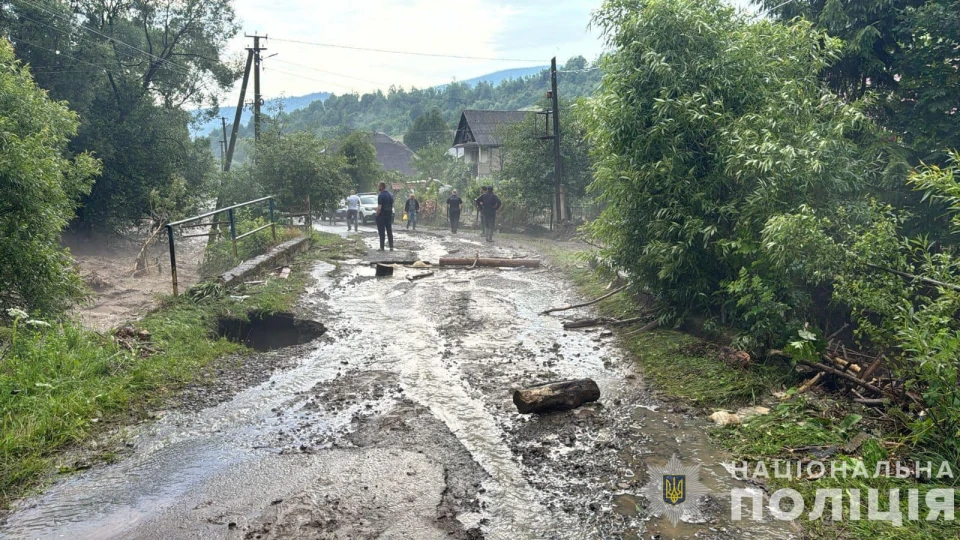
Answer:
439 257 540 268
513 379 601 414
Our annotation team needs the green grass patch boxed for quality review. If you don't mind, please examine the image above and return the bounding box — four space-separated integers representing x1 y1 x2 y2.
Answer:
541 242 789 408
0 231 352 508
712 400 960 539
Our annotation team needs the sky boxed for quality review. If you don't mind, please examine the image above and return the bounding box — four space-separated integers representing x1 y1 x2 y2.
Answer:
225 0 604 102
224 0 756 103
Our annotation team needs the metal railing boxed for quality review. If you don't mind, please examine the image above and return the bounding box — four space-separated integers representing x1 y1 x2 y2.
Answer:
165 196 277 296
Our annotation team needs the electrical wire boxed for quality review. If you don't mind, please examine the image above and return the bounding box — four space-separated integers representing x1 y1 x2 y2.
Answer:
269 37 541 62
268 58 388 86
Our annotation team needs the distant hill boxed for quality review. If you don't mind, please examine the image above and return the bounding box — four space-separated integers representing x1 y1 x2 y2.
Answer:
434 66 548 90
202 56 599 143
192 91 331 138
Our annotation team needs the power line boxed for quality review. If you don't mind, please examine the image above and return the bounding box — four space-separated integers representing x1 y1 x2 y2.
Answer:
269 58 388 86
269 37 541 62
262 66 358 91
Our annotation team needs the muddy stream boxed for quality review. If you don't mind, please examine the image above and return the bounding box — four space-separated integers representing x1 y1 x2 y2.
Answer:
1 225 796 539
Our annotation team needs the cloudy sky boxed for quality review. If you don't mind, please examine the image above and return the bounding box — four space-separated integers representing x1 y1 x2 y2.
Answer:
225 0 755 101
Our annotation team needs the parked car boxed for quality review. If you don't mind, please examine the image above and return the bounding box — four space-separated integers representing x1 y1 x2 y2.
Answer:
358 194 379 224
334 199 348 220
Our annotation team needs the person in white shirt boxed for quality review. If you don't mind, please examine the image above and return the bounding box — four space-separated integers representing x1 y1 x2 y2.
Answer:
345 190 361 231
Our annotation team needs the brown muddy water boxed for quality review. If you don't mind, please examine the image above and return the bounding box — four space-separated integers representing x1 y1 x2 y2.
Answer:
1 224 798 539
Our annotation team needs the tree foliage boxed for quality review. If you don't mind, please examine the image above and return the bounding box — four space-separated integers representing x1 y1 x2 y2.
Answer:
496 101 592 223
338 131 381 192
585 0 890 349
254 126 350 215
0 40 101 317
1 0 240 231
756 0 960 163
402 108 450 152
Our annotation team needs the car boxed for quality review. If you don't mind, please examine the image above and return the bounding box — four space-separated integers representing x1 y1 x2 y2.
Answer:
357 193 379 224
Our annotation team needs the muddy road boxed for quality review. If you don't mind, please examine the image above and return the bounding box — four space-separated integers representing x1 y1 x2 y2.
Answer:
2 225 796 539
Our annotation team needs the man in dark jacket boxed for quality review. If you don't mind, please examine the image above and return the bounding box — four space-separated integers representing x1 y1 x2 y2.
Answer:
478 186 502 242
447 190 463 234
375 181 394 251
474 186 487 236
404 193 420 230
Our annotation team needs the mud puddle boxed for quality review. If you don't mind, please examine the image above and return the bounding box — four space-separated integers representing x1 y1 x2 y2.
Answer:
2 225 796 539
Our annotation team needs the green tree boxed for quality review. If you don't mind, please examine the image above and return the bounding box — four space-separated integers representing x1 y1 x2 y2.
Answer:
339 131 382 192
403 108 451 152
2 0 240 231
0 40 101 316
254 128 349 216
412 144 471 191
756 0 960 163
496 102 593 223
585 0 889 349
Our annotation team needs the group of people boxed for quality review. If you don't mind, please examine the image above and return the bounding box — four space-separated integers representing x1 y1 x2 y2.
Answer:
352 182 503 251
444 185 501 241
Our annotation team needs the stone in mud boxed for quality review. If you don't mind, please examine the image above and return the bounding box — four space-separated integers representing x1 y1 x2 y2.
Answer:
513 379 601 414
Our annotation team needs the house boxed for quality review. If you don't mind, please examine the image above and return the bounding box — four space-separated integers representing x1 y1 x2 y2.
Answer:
452 110 528 178
371 132 416 176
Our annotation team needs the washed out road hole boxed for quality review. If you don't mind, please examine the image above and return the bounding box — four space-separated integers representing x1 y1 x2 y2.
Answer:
216 312 326 351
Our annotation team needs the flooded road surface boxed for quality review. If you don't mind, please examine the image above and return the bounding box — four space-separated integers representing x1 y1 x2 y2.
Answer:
2 225 797 539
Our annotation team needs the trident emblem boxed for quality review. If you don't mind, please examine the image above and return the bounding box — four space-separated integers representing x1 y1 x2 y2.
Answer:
663 474 686 505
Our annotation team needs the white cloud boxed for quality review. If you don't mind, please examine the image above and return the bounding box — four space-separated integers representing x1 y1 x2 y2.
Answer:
219 0 603 102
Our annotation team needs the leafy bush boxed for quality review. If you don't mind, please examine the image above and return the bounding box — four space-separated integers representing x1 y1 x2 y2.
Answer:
834 155 960 464
584 0 892 350
0 40 101 318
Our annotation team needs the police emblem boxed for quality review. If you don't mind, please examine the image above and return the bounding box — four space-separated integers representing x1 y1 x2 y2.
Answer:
642 454 709 526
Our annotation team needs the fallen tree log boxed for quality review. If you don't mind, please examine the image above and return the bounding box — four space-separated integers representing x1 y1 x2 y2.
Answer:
541 285 627 315
513 379 601 414
562 315 651 330
439 257 540 268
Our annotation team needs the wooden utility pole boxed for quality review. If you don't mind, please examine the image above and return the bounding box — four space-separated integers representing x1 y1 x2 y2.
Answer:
550 57 563 224
220 117 228 172
246 33 267 141
224 49 253 172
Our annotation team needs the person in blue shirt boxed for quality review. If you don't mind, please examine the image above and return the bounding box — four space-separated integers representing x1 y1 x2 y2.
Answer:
375 181 394 251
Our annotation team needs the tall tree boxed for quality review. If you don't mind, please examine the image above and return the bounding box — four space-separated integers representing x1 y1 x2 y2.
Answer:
254 127 349 215
585 0 891 348
0 39 101 316
339 131 382 192
496 102 592 221
755 0 960 163
1 0 240 231
402 108 451 152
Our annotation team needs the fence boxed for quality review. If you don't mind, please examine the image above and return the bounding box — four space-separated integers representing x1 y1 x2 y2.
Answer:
165 196 279 296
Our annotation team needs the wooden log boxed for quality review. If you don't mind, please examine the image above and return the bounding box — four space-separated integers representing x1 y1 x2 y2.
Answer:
439 257 540 268
513 379 601 414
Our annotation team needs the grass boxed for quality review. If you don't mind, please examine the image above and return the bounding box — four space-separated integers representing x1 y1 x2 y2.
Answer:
0 231 357 508
543 241 960 539
541 243 789 408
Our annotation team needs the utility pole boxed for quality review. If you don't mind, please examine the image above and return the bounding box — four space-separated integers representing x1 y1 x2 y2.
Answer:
224 49 253 172
220 117 228 172
550 57 563 224
246 33 267 142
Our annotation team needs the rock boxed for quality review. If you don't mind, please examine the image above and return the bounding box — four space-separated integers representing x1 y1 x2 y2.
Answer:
735 406 770 421
709 411 741 426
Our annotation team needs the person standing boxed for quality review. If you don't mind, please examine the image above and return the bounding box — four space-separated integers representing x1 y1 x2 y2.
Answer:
405 193 420 231
479 185 502 242
447 190 463 234
474 186 487 236
375 181 394 251
345 189 361 231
